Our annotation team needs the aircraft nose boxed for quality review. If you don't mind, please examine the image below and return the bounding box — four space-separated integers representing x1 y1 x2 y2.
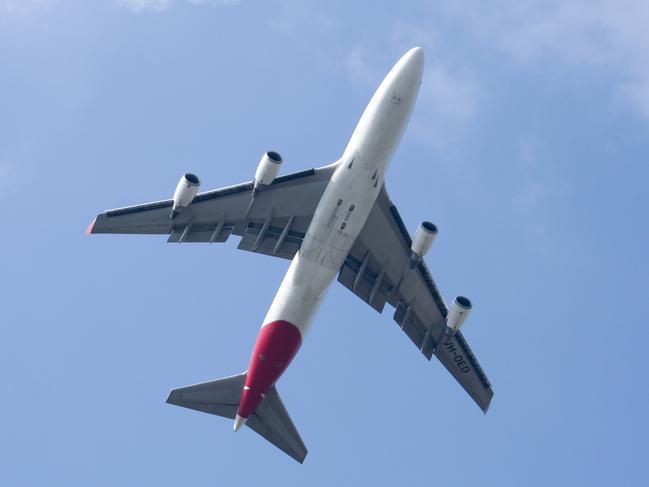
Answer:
407 46 424 65
392 46 424 86
404 46 424 78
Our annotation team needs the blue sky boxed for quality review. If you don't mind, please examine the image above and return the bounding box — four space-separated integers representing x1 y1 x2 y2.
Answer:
2 0 648 485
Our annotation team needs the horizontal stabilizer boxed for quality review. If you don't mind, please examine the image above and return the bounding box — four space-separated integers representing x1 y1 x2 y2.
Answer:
167 373 308 463
167 373 243 418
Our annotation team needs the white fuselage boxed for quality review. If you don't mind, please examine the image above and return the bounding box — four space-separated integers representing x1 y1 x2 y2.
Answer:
235 47 425 427
263 47 424 337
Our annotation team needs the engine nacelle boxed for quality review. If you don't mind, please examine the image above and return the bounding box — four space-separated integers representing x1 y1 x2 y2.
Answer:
411 221 438 259
254 151 283 189
172 172 200 218
446 296 472 332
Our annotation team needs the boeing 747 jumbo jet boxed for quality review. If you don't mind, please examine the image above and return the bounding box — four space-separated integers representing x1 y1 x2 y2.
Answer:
88 47 493 463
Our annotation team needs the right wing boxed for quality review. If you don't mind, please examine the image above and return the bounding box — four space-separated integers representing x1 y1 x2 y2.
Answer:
89 166 335 260
337 186 493 412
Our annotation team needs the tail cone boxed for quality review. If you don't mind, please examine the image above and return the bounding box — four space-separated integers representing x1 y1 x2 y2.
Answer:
233 414 247 432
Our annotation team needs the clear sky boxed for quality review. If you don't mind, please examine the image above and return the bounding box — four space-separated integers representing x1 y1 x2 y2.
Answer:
2 1 648 485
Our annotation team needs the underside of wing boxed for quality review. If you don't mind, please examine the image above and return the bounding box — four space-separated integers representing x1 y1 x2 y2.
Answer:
89 166 335 260
338 186 493 412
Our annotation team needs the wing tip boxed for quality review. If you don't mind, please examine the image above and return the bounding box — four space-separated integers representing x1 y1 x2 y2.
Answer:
85 217 97 236
296 451 307 464
481 391 494 415
165 388 181 406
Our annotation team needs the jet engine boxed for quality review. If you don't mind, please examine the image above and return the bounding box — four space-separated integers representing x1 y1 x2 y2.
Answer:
411 221 438 259
172 173 200 218
446 296 472 332
254 151 283 189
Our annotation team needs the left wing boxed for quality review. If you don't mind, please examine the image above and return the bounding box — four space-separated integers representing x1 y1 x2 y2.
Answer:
89 166 335 260
337 186 493 412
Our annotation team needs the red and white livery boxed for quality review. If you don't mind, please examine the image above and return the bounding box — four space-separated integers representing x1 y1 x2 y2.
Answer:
88 48 493 463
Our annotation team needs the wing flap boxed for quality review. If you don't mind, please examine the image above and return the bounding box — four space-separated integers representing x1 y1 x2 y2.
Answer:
167 222 235 243
393 300 429 357
337 254 390 313
237 218 306 260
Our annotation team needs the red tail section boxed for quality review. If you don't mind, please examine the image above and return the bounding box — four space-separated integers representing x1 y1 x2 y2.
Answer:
237 320 302 419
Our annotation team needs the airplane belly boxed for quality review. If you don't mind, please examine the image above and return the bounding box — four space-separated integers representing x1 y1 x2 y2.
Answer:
262 153 384 331
235 47 426 425
263 253 337 335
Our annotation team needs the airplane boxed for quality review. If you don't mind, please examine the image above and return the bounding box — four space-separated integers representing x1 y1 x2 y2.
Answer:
87 47 493 463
